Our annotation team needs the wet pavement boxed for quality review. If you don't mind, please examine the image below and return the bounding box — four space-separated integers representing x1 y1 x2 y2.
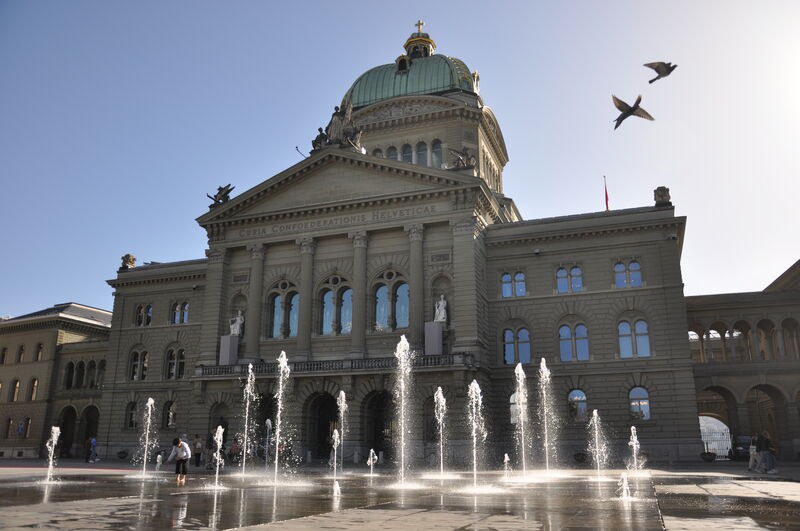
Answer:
0 464 797 529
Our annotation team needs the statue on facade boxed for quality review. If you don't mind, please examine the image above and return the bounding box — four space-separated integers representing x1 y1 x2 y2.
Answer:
311 127 328 150
317 99 363 152
325 106 345 145
447 147 476 170
120 254 136 270
434 295 448 323
229 310 244 336
654 186 672 207
207 184 235 207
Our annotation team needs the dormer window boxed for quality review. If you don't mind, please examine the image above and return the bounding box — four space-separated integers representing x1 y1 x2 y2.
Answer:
396 56 409 72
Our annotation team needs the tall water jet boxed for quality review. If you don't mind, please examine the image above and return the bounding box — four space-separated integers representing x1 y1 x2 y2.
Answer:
44 426 60 483
467 380 487 488
140 397 156 477
241 363 256 478
627 426 642 471
331 429 340 495
503 453 511 480
273 351 291 485
513 363 529 476
537 359 558 470
587 409 609 477
367 448 377 476
433 386 447 478
337 390 347 473
213 425 225 490
394 335 414 484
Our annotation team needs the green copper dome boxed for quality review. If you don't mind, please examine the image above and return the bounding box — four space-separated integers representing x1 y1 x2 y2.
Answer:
344 54 477 109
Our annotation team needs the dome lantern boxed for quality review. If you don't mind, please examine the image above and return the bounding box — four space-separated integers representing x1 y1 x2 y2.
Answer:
404 20 435 58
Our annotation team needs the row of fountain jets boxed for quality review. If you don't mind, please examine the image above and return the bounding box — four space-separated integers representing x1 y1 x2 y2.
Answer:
42 337 643 497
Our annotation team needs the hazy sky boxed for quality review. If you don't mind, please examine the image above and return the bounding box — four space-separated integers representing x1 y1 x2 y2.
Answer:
1 1 798 317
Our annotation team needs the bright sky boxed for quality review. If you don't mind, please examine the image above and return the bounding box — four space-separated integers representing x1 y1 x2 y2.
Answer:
1 1 798 317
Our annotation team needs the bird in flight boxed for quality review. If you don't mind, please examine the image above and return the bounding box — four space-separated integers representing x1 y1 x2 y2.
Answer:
644 62 677 84
612 95 654 130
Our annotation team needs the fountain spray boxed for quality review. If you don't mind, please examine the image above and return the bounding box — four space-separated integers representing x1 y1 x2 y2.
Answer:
433 386 447 478
537 359 558 470
273 351 291 484
140 397 156 477
394 336 414 484
467 380 486 489
367 448 377 476
337 390 347 473
628 426 642 471
45 426 61 483
241 363 256 478
587 410 609 478
503 453 511 480
332 428 340 495
618 472 632 500
213 425 224 489
513 363 529 476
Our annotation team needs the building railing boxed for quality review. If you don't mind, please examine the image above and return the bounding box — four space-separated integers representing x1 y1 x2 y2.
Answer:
198 352 471 379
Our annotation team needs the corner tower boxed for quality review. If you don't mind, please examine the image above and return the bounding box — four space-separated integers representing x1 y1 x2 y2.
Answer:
343 22 509 197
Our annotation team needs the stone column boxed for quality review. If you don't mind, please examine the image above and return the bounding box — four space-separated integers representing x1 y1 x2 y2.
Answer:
349 231 368 354
450 217 482 354
406 224 424 348
244 244 266 357
198 247 229 365
296 238 316 358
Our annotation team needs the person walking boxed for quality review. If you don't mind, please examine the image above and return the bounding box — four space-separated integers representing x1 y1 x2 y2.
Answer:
747 433 760 472
193 434 203 467
761 431 778 474
89 436 98 463
166 436 192 486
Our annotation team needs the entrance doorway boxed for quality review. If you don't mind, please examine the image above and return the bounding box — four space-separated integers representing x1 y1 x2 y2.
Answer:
307 393 337 460
363 390 394 459
58 406 77 457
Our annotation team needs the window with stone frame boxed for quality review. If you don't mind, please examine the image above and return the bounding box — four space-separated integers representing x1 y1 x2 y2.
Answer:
629 387 651 420
502 327 532 365
28 378 38 401
559 323 590 362
129 350 149 381
171 302 190 324
500 271 526 298
416 141 428 166
165 348 186 380
9 380 19 402
372 148 383 158
36 343 44 361
267 280 300 339
568 389 588 421
318 275 353 336
618 319 652 358
64 362 74 389
373 270 408 332
162 401 177 429
16 345 24 363
614 260 643 289
386 146 398 160
134 304 153 326
431 139 443 168
401 143 412 163
125 402 138 429
556 266 584 294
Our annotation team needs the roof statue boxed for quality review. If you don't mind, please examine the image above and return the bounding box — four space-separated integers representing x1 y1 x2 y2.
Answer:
447 147 477 170
312 98 363 153
120 253 136 270
207 184 235 207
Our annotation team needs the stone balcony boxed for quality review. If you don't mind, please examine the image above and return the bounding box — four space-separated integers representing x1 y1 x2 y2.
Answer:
196 352 475 380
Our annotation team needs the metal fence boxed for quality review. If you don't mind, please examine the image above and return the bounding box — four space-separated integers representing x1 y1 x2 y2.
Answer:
700 429 732 457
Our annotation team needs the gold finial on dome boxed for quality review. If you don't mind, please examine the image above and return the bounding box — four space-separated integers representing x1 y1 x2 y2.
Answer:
404 21 435 58
415 19 425 33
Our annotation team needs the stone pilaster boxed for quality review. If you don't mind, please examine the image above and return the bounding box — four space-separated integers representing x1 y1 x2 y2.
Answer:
349 231 368 354
450 218 481 354
244 244 266 357
198 247 229 365
296 238 316 358
405 224 424 347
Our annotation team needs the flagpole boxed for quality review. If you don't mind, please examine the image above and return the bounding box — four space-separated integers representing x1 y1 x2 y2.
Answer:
604 176 609 211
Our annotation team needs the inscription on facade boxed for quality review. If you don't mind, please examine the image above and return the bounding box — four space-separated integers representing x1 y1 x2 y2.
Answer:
235 205 438 239
428 252 451 265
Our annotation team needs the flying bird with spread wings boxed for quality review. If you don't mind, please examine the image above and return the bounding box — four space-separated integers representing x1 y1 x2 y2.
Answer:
644 62 677 84
612 95 654 130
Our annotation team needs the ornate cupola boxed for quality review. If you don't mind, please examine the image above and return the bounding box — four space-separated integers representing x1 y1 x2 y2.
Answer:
404 20 436 58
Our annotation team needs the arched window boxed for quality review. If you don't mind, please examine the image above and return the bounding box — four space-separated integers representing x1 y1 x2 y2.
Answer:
163 401 177 429
372 148 383 158
75 361 85 388
270 294 283 338
130 351 149 381
320 289 335 335
615 261 643 288
173 302 190 324
509 391 527 424
135 305 144 326
629 387 651 420
394 283 409 329
23 417 31 438
559 324 590 362
96 360 106 388
166 348 186 380
416 142 428 166
340 288 353 334
619 319 651 358
386 146 398 160
401 144 412 163
514 272 526 296
16 345 24 363
431 140 443 168
5 418 12 439
556 267 583 293
9 380 20 402
36 343 44 361
64 362 74 389
374 285 390 331
501 273 513 298
144 305 152 325
28 379 38 401
568 389 588 421
126 402 138 429
171 303 181 324
502 327 532 365
634 320 651 357
86 360 96 388
288 293 300 337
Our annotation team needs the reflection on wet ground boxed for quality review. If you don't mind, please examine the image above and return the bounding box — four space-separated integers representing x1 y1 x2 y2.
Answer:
0 468 796 529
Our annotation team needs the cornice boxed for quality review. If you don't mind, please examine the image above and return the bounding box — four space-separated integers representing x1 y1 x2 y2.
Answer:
485 219 684 247
360 106 482 134
109 271 206 289
0 317 110 337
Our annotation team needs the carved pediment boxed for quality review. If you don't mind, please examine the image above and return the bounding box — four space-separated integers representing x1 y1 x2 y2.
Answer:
355 97 461 126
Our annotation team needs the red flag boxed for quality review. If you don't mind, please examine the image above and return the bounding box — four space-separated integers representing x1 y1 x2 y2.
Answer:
604 176 609 211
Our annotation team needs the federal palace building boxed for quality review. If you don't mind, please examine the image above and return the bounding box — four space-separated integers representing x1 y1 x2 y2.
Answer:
1 26 798 467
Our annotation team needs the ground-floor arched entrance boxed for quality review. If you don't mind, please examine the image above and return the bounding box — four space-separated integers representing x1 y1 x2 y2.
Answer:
58 406 77 457
306 393 337 460
362 390 394 460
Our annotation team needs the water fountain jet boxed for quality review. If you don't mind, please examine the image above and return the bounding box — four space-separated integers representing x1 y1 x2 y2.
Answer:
503 453 510 480
513 363 529 477
537 359 558 470
433 386 446 478
213 425 224 490
332 428 340 494
367 448 377 476
44 426 60 483
394 336 413 484
273 351 291 484
467 380 486 489
628 426 643 472
241 363 256 478
587 409 609 479
140 397 156 478
337 390 347 473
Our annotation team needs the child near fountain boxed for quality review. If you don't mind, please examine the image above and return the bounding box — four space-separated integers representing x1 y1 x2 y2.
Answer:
166 436 192 486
